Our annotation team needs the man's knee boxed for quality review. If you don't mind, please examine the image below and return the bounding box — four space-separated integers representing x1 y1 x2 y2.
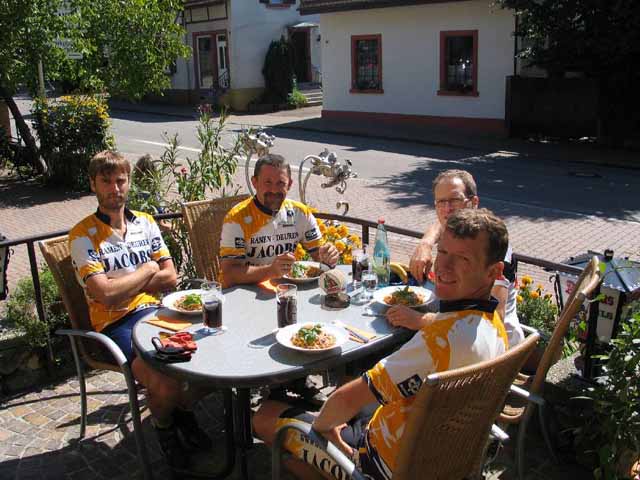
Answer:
253 400 292 444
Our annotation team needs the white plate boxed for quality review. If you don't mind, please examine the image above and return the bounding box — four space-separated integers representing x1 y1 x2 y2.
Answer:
372 286 434 309
282 261 330 284
276 323 349 353
162 289 207 315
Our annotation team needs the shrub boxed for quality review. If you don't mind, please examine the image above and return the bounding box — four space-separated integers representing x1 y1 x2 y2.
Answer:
575 301 640 479
4 266 69 348
127 106 247 283
287 87 308 108
262 37 295 103
517 276 559 347
32 95 114 190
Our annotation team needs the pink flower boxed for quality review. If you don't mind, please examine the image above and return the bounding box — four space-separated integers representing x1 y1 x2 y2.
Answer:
180 167 187 175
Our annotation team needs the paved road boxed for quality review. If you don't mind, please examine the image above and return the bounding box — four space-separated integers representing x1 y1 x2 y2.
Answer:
13 97 640 223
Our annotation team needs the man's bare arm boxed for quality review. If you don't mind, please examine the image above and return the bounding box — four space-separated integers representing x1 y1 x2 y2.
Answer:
145 259 178 293
312 377 376 434
220 253 295 287
491 284 508 322
409 223 442 282
85 261 159 307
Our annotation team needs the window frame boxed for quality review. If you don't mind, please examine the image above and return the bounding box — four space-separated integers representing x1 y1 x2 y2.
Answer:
259 0 295 8
438 30 479 97
350 34 384 94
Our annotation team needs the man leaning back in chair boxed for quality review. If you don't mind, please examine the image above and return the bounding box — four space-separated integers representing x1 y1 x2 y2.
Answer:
69 150 209 469
253 208 510 480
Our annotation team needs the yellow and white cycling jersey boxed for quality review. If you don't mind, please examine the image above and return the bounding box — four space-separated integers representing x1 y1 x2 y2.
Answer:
69 209 171 332
220 197 323 265
363 298 508 478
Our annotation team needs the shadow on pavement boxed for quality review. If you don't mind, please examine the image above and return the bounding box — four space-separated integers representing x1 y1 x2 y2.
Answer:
0 175 92 210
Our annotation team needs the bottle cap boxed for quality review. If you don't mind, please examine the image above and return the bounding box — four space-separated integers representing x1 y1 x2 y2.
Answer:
378 218 385 224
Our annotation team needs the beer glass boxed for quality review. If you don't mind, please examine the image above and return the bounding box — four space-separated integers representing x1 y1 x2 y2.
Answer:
201 281 224 334
276 284 298 329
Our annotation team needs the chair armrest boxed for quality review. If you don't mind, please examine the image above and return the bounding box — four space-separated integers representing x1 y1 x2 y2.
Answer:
272 422 367 480
521 325 539 335
56 329 127 367
491 424 510 442
509 383 545 406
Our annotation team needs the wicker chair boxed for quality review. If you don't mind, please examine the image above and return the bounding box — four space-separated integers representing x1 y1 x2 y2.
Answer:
181 194 250 283
39 236 153 480
501 255 603 479
272 332 540 480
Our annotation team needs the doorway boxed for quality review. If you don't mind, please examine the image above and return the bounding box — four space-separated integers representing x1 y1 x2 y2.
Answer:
290 29 311 84
193 30 229 92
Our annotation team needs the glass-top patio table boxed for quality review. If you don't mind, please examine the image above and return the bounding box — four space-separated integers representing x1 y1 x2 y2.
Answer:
132 266 433 479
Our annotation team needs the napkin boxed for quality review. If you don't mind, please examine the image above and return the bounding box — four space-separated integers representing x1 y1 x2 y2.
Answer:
341 323 378 342
145 314 192 332
258 280 278 293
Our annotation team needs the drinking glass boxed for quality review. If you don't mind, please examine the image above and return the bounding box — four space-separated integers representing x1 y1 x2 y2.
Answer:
351 246 368 287
276 283 298 329
362 270 378 301
201 281 224 335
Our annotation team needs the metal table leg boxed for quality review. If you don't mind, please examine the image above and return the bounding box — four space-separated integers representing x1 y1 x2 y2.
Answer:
234 388 253 480
178 389 236 479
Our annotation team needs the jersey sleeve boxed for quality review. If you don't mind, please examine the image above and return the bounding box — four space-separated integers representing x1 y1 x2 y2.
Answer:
219 216 246 260
363 331 435 405
69 229 104 285
147 219 171 262
299 211 324 252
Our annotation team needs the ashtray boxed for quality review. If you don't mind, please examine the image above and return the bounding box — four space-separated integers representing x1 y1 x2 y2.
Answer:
323 292 350 309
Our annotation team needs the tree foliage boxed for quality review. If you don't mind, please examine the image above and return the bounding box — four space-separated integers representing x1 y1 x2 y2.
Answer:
0 0 190 172
495 0 640 143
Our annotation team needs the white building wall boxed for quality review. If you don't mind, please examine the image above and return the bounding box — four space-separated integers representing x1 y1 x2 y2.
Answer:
228 1 319 90
309 26 322 82
321 1 514 119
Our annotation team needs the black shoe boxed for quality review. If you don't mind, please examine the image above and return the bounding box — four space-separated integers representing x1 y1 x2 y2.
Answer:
154 423 189 469
173 408 213 452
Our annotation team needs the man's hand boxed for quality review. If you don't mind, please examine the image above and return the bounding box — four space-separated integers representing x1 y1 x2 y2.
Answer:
270 253 296 278
145 260 160 276
386 305 432 330
315 424 354 458
318 243 340 267
409 242 433 283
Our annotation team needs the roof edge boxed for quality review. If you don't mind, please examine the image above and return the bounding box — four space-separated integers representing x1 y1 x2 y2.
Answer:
300 0 468 15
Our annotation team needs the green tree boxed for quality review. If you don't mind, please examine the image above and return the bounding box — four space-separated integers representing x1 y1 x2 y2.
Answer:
495 0 640 145
0 0 190 173
262 37 295 103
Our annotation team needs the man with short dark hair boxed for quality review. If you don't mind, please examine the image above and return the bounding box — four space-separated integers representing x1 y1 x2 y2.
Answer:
70 150 209 468
220 153 339 287
253 208 510 480
389 169 524 348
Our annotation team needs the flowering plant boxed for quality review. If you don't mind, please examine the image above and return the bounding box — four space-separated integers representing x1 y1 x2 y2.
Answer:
516 275 558 349
295 219 362 265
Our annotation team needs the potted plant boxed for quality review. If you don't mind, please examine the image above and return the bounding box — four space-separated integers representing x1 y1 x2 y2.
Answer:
517 276 562 372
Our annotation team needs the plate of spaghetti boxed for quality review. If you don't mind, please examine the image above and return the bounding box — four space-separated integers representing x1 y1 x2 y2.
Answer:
276 323 349 353
283 261 330 284
373 286 433 309
162 290 205 315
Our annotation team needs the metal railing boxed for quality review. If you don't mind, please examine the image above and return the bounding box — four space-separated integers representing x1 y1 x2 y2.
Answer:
0 210 583 372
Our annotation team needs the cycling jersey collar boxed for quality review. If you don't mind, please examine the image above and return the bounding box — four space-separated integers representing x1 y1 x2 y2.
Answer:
95 208 137 226
439 297 499 314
